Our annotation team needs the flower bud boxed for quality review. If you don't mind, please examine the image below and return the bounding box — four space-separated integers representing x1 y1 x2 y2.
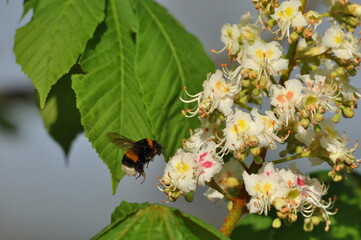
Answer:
290 31 299 42
266 18 277 28
348 68 357 77
300 118 310 128
261 0 270 5
277 211 287 219
314 124 321 133
295 146 303 154
317 106 326 114
240 96 248 104
305 10 321 25
344 100 355 107
314 113 324 122
279 150 288 158
162 176 171 186
238 152 248 161
300 109 310 119
274 198 287 210
303 219 314 232
241 79 250 87
238 89 248 98
254 155 263 164
183 192 194 202
252 88 261 96
347 4 361 17
272 218 282 229
241 69 250 79
290 213 298 223
311 216 321 226
305 37 315 45
342 107 354 118
329 171 343 182
287 189 301 199
330 70 338 79
167 197 176 202
346 16 359 27
250 147 261 156
259 77 268 89
249 71 258 80
336 67 345 76
224 177 240 189
345 64 355 72
248 136 259 148
332 113 341 123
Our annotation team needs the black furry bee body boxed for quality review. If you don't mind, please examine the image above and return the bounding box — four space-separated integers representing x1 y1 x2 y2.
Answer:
107 132 162 183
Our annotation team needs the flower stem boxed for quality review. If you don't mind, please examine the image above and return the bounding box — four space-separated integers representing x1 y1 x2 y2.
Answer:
279 40 298 86
321 12 330 18
219 185 249 237
207 178 236 201
234 100 253 111
219 148 266 237
270 152 323 164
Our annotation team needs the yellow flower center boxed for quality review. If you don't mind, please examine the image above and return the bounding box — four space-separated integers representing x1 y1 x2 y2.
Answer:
325 127 337 138
176 162 190 174
265 49 274 59
263 182 272 194
231 119 249 134
254 182 272 195
215 80 229 93
304 95 318 107
334 35 344 45
277 7 295 19
255 49 264 60
262 116 275 129
255 49 274 60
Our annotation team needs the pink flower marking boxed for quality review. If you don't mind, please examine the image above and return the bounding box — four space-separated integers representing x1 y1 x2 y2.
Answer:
296 177 306 186
202 161 213 168
276 94 286 104
285 91 295 102
198 152 208 162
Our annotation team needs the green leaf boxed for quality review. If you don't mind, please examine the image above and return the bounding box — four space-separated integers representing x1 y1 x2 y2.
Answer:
231 171 361 240
134 0 215 157
72 0 214 194
21 0 39 20
111 202 150 223
72 0 150 194
40 65 83 157
14 0 105 108
93 202 229 240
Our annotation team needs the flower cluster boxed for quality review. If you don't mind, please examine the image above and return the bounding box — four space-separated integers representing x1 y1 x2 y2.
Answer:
243 162 336 231
296 119 359 181
159 0 361 232
159 141 223 201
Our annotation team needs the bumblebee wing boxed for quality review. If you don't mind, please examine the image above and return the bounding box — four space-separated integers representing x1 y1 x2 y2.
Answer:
107 132 135 151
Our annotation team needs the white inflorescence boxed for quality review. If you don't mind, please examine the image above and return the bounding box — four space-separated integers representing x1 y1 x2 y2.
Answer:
160 0 361 232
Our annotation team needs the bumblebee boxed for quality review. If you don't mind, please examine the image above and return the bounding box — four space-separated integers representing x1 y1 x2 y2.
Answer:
107 132 162 183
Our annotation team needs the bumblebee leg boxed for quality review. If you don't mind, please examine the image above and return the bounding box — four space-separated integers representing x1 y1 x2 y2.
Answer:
135 173 140 180
140 172 146 184
135 162 146 183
